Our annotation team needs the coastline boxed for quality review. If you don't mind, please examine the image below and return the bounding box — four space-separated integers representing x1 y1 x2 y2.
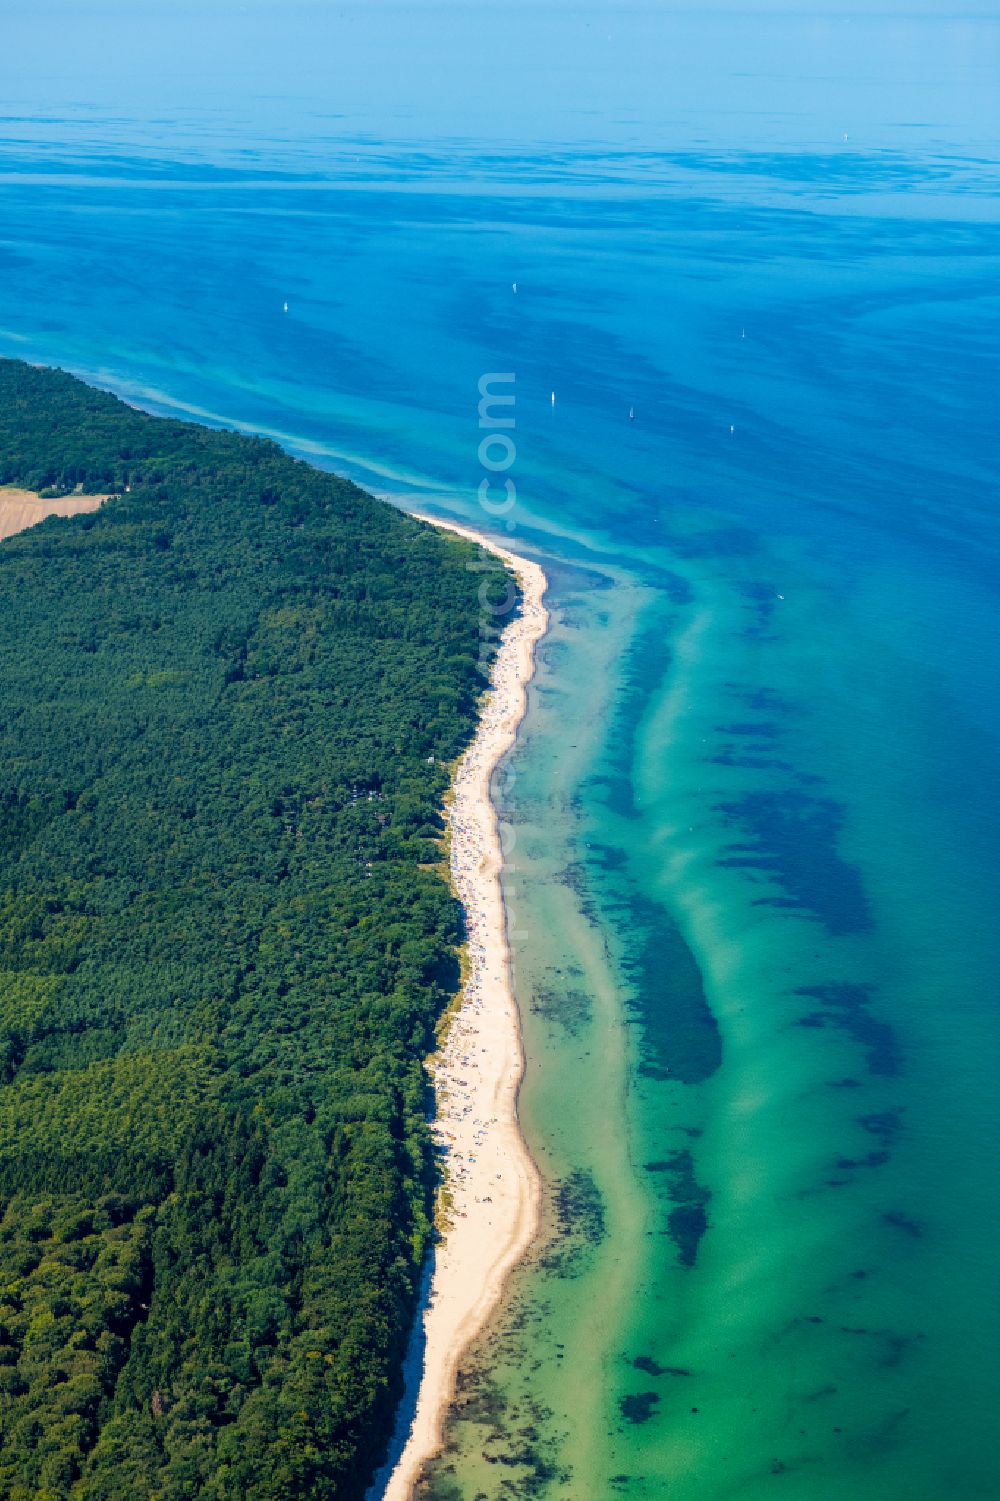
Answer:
379 513 548 1501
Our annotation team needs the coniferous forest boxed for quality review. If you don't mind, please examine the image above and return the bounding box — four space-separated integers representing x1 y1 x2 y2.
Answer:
0 359 509 1500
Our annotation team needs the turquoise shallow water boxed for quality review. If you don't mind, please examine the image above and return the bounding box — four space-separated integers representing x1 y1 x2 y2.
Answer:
2 5 999 1497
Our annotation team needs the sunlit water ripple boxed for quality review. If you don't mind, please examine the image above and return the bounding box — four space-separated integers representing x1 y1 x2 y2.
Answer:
2 6 998 1497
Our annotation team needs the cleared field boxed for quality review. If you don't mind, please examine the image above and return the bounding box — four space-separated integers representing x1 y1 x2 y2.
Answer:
0 486 109 541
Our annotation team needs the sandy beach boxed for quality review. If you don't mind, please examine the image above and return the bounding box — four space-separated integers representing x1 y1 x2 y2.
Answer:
0 486 109 542
378 514 548 1501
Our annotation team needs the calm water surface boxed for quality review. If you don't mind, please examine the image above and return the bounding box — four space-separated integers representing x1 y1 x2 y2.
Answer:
2 5 999 1497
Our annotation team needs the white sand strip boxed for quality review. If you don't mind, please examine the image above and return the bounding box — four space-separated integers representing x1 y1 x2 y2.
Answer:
379 515 548 1501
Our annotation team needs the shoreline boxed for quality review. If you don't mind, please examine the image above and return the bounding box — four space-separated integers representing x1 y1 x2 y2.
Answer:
378 513 548 1501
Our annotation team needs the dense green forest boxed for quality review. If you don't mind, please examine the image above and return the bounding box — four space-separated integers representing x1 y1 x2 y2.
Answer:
0 359 510 1499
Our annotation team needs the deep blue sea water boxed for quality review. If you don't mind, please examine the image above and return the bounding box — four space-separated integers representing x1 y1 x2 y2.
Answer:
2 5 999 1496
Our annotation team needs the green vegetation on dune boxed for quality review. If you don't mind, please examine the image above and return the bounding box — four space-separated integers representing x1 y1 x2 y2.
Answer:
0 359 510 1500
